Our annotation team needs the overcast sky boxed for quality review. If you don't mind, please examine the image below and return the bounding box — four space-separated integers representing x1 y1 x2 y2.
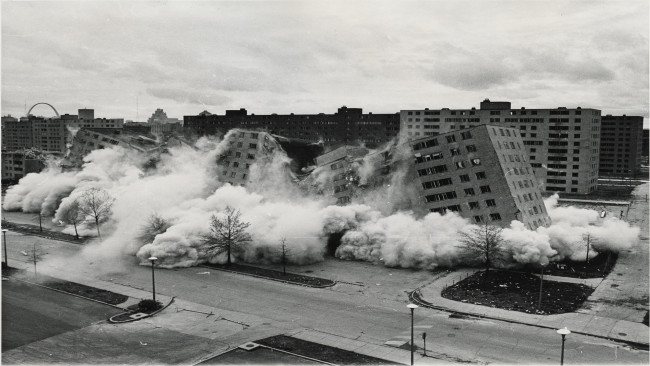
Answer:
2 1 648 127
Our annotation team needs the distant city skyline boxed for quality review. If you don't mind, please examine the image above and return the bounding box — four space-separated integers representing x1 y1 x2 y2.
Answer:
2 1 648 127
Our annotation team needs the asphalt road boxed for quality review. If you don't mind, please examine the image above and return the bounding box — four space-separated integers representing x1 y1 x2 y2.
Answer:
1 221 648 364
1 277 122 351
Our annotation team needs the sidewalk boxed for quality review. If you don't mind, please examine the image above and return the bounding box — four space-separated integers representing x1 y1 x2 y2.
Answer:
415 269 649 349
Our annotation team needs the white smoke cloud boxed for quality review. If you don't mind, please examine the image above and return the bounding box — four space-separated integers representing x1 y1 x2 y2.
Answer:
3 136 642 274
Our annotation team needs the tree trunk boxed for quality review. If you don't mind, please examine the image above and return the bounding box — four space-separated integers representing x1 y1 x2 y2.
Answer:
227 240 232 266
95 217 102 240
39 214 43 232
73 222 79 239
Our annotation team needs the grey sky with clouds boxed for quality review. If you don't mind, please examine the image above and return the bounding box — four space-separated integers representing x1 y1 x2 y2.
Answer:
2 1 648 126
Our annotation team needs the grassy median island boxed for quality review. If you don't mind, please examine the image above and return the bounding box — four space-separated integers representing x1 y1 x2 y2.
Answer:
201 262 335 287
523 251 618 279
256 335 396 365
441 270 594 314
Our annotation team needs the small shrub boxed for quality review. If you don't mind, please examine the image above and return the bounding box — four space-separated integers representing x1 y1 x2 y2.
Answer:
138 299 162 313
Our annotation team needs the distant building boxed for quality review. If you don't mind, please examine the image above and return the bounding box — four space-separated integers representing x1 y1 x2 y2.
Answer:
65 128 161 167
2 116 67 153
641 129 649 165
1 149 49 182
147 108 181 124
184 106 401 149
310 125 551 230
67 118 124 129
599 115 644 177
400 100 601 194
123 122 152 135
78 109 94 120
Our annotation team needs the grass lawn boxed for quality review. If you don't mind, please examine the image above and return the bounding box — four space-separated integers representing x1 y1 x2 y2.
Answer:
201 262 335 287
523 251 617 279
441 270 594 314
256 335 396 365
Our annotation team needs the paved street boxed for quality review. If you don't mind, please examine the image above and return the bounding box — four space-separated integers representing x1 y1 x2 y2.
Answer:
1 220 648 364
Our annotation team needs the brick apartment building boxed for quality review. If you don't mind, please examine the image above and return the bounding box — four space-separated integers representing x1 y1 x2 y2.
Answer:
599 115 644 177
400 100 601 194
184 106 400 149
309 124 550 229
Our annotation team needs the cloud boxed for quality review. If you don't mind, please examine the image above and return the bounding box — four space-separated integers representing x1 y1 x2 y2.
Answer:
147 87 232 106
426 45 512 90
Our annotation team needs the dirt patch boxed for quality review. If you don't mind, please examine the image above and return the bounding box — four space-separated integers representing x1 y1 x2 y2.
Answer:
522 251 617 279
202 262 335 287
256 335 396 365
6 270 128 305
441 270 594 314
2 221 89 244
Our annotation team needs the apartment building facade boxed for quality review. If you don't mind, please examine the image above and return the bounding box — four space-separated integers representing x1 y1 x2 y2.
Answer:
309 124 550 229
599 115 644 177
216 129 284 186
400 100 601 194
184 106 400 148
2 117 67 153
65 128 161 167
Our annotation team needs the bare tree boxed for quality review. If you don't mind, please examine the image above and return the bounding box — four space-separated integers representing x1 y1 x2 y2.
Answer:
581 233 597 264
138 213 171 244
59 200 82 239
459 223 507 274
78 188 115 240
202 206 252 265
28 243 43 277
277 237 292 275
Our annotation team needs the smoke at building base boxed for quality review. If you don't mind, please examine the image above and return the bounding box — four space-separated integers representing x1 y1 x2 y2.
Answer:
2 137 640 272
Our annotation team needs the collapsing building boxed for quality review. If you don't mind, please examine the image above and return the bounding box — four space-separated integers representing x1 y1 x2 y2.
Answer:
307 124 551 230
65 128 162 168
217 129 324 186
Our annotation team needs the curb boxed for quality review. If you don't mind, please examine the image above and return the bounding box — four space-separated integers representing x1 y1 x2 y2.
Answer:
2 223 88 245
9 275 131 310
108 297 176 323
198 265 336 288
408 290 649 351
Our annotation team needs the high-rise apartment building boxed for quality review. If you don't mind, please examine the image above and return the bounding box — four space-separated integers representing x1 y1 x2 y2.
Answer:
2 116 67 153
65 128 160 167
78 109 95 120
308 124 550 229
599 115 644 177
400 100 601 194
184 106 400 149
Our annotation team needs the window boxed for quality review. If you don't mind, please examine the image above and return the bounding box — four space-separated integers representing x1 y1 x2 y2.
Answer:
460 174 470 182
464 188 475 196
476 172 486 179
421 177 453 190
486 199 496 207
469 201 480 209
470 158 481 166
489 213 502 221
466 145 477 152
446 135 456 143
230 172 236 178
250 133 258 138
233 162 239 168
249 143 258 149
480 185 491 193
237 142 243 147
235 152 241 158
456 161 465 169
247 154 255 159
461 131 472 140
425 191 457 202
450 148 460 156
417 165 448 176
474 215 483 223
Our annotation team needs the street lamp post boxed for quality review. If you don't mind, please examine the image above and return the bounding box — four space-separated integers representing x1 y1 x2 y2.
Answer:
557 327 571 365
2 229 8 269
148 256 158 303
407 303 418 365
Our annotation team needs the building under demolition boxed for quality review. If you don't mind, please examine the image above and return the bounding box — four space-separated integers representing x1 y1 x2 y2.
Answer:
65 128 162 167
401 100 601 195
307 124 551 230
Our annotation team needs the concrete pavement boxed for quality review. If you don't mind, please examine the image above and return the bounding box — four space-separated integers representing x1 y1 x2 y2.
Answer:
414 184 650 349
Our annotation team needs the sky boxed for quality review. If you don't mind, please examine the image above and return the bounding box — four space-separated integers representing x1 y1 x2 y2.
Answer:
2 1 648 127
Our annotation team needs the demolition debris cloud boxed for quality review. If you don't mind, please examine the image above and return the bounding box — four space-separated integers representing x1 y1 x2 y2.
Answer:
2 135 641 271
